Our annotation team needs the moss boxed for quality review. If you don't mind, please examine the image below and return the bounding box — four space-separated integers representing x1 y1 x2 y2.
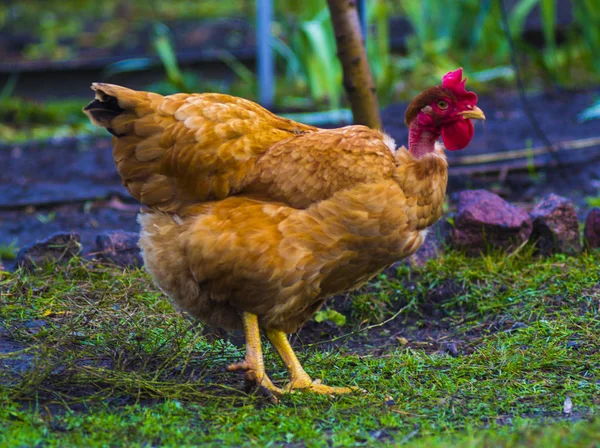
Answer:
0 250 598 446
0 240 18 261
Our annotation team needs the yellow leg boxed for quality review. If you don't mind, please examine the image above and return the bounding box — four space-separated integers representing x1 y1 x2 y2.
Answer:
266 328 359 394
227 313 283 395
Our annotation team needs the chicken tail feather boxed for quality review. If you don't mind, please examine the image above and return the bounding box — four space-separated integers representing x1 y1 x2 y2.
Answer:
83 83 182 210
83 94 124 136
83 83 152 133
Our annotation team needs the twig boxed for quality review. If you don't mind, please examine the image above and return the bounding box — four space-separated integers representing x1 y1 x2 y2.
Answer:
452 136 600 166
303 301 414 348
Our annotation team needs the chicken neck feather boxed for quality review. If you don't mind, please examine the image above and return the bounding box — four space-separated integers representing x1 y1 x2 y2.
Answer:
407 119 440 159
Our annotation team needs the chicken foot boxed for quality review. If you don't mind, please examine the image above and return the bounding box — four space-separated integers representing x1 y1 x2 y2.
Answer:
227 312 284 396
227 313 357 396
265 328 357 394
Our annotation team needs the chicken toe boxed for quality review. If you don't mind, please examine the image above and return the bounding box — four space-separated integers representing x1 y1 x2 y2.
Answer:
285 377 359 395
266 328 361 395
227 359 283 395
227 313 284 395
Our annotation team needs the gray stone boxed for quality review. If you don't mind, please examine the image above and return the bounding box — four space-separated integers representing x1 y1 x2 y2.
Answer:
0 337 34 377
442 341 460 357
25 319 48 334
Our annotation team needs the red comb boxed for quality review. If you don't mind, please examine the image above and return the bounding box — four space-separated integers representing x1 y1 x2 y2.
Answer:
442 68 477 102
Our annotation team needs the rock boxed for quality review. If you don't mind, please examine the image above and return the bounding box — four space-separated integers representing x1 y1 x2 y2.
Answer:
442 341 460 357
509 322 527 331
529 194 581 255
16 232 81 268
584 208 600 249
451 190 532 255
25 319 47 335
0 337 34 377
566 340 580 350
95 230 143 268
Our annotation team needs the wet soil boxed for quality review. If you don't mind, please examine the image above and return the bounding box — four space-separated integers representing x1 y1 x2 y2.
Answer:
0 138 138 260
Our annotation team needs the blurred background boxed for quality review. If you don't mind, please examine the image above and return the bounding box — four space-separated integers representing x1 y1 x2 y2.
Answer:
2 0 600 140
1 0 600 264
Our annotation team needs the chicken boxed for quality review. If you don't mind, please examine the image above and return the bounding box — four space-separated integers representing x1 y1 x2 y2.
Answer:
83 68 485 395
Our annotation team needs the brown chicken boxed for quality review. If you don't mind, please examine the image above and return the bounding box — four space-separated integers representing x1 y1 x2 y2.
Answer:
84 68 484 395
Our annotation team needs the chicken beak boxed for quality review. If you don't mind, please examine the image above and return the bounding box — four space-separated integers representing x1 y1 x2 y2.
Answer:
459 106 486 120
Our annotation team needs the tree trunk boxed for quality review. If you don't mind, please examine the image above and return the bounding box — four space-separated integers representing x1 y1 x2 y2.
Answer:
326 0 381 129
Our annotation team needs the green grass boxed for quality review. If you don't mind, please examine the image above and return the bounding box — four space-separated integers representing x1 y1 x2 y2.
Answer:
0 249 598 446
0 97 103 144
586 196 600 208
0 240 18 261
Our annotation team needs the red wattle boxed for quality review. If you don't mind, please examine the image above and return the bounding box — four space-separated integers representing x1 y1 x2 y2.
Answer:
441 119 474 151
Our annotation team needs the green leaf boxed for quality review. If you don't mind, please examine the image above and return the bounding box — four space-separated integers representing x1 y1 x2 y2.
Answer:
103 58 154 79
539 0 557 73
216 50 256 87
585 196 600 208
578 98 600 122
509 0 540 38
152 23 186 91
314 309 347 327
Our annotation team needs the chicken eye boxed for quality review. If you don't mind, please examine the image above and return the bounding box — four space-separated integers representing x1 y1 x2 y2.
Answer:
437 100 449 110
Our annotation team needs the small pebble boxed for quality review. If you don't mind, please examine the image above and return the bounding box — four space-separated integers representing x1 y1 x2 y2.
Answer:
566 340 580 350
443 342 460 357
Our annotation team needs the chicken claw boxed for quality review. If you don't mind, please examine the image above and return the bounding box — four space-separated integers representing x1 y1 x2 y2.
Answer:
228 313 284 397
285 377 360 395
227 359 284 396
266 328 363 395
